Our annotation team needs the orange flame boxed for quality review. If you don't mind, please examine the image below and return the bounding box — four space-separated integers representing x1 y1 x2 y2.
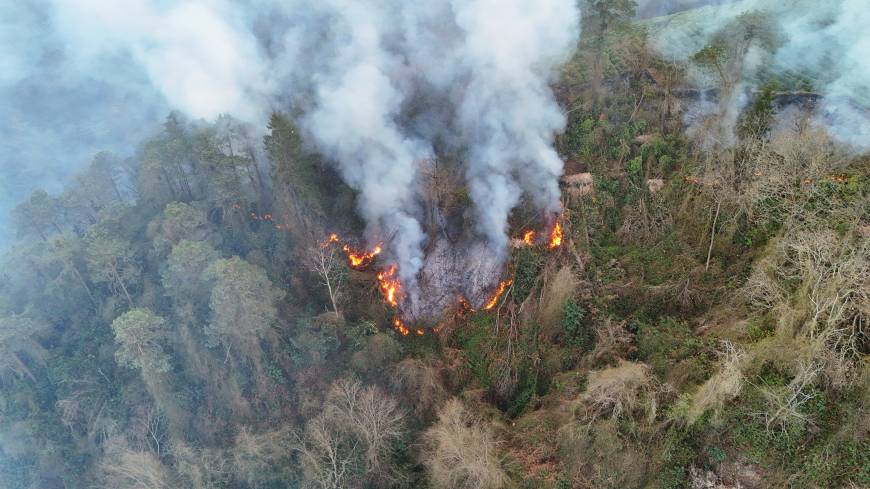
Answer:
378 265 401 308
548 222 563 249
321 233 340 247
393 317 410 336
484 279 513 310
321 233 382 269
522 230 536 246
342 243 382 268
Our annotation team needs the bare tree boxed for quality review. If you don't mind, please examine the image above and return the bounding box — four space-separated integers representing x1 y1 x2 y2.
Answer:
327 378 405 473
295 378 405 489
95 436 174 489
232 425 297 488
127 405 167 459
56 377 116 449
308 244 347 316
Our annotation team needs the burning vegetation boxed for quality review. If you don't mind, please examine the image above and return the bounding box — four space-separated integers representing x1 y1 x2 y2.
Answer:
318 213 564 336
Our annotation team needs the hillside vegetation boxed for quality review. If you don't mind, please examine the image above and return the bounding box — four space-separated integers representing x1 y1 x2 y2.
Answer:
1 2 867 489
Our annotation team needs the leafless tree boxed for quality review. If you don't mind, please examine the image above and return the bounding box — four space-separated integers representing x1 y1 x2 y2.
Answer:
294 379 405 489
56 377 116 449
308 244 346 316
95 436 174 489
752 361 822 436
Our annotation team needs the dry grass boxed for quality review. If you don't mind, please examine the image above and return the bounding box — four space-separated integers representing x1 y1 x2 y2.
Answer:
744 229 868 388
580 360 658 423
686 341 746 423
390 357 447 419
590 318 636 366
537 266 578 339
422 398 509 489
95 436 174 489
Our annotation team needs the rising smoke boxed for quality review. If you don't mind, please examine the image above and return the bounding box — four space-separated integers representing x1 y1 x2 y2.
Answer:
647 0 870 151
6 0 866 318
3 0 580 303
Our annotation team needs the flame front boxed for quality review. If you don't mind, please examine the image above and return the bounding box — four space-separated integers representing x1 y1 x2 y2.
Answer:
320 220 563 338
322 233 382 269
522 230 536 245
343 243 382 268
549 222 562 249
484 279 513 310
377 265 401 308
393 317 410 336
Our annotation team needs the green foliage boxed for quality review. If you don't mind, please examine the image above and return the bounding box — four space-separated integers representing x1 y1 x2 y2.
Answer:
583 0 637 39
654 426 698 489
636 317 713 381
0 314 48 382
203 257 284 351
737 82 778 140
691 44 727 71
512 246 546 303
161 239 219 306
111 308 171 374
265 113 326 212
561 299 593 350
747 317 775 342
627 155 642 180
149 202 210 255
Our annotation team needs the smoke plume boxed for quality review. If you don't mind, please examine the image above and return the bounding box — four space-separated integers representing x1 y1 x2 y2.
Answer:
259 0 579 302
3 0 579 317
646 0 870 151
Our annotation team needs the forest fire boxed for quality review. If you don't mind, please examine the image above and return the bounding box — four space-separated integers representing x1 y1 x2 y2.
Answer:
377 265 401 308
393 317 410 336
320 217 560 337
523 230 536 245
343 243 382 268
322 233 383 269
484 279 512 310
549 221 563 249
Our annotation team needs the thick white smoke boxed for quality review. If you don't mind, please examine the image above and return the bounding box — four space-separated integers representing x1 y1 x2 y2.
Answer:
262 0 580 288
302 0 433 286
49 0 272 122
647 0 870 151
36 0 580 311
776 0 870 150
451 0 579 252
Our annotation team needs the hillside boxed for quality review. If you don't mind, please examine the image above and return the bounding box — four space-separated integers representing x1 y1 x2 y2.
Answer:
0 1 867 488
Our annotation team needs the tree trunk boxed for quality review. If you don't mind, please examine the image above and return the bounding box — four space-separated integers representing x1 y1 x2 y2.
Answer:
705 200 722 272
112 266 134 307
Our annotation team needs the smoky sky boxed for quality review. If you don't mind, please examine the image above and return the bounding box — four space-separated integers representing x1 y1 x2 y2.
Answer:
0 0 169 248
1 0 580 297
3 0 867 256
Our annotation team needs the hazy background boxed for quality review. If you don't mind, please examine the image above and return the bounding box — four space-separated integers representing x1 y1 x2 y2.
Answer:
0 0 719 250
0 1 169 248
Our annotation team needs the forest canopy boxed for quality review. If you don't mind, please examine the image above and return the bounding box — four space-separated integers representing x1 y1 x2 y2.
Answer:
0 0 868 488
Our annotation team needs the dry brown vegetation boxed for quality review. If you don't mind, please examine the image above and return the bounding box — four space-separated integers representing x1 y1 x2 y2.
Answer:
422 398 509 489
295 378 405 489
579 360 659 423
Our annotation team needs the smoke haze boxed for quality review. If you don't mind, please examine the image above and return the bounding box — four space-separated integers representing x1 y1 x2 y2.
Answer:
646 0 870 150
3 0 866 311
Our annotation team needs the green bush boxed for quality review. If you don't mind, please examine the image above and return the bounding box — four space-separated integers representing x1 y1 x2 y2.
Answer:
561 298 593 350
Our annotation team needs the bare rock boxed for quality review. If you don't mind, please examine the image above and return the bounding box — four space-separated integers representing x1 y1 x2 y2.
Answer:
646 178 665 194
401 237 504 324
634 134 656 144
562 172 594 198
